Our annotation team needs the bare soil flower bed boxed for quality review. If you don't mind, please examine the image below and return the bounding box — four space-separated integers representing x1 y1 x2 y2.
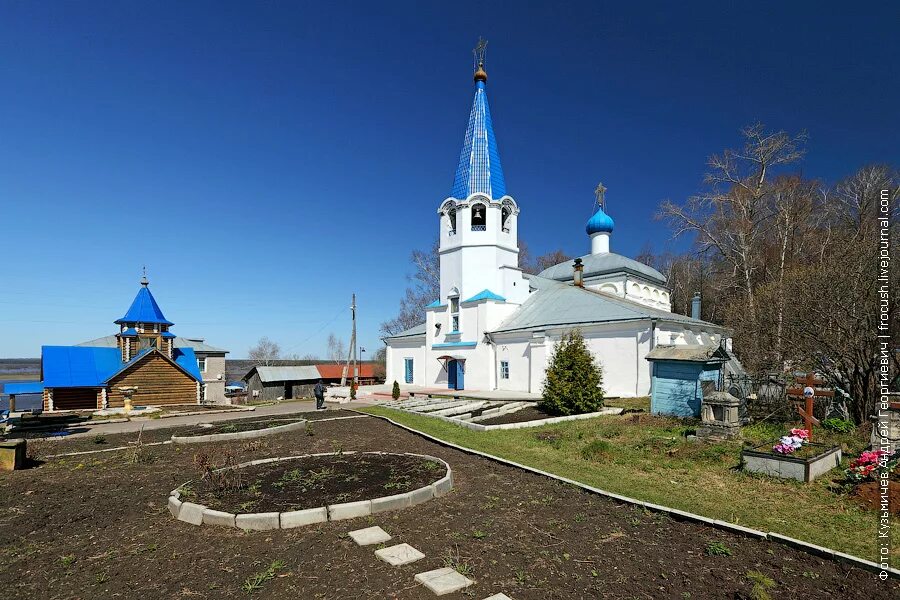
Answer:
478 405 582 425
186 452 442 513
0 413 893 599
180 418 307 437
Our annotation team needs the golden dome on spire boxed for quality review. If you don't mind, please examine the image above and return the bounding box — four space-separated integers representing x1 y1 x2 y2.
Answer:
474 62 487 83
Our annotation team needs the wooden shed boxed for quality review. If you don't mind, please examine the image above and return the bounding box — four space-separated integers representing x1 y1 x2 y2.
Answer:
646 345 730 418
243 366 321 402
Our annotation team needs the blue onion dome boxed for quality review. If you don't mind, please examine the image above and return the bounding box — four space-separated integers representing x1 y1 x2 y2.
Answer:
585 206 615 235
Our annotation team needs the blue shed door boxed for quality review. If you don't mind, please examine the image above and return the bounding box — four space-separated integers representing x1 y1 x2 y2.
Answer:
652 362 703 417
404 358 414 384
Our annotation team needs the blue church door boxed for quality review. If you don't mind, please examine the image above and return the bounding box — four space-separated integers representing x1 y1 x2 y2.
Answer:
447 360 465 390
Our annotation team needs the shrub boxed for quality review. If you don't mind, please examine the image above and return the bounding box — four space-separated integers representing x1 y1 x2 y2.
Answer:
392 380 401 400
821 417 854 434
540 329 604 416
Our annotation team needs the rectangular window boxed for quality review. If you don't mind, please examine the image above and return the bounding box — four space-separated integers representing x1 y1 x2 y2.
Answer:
450 296 460 332
198 357 207 372
500 361 509 380
404 358 414 384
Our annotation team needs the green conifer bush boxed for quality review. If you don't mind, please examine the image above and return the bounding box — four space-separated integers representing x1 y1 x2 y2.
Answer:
540 329 604 416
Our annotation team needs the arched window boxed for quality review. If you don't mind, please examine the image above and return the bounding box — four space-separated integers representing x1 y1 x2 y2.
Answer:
448 206 457 234
471 203 486 231
501 199 515 233
440 201 457 235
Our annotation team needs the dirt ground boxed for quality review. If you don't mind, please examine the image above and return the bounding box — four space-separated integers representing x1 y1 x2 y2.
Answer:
0 412 894 599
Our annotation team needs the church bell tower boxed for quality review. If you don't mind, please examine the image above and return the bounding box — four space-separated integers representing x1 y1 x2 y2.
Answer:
437 40 525 305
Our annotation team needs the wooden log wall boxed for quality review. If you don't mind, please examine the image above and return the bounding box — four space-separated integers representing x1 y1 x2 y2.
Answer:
46 388 101 411
106 352 197 407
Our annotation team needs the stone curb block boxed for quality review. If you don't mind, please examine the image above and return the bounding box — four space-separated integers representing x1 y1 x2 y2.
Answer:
236 512 280 531
170 419 307 445
177 502 205 526
371 492 412 514
408 484 434 506
281 507 328 528
328 500 372 521
167 495 182 518
166 452 450 530
713 520 767 539
360 409 900 581
432 473 453 497
202 509 236 527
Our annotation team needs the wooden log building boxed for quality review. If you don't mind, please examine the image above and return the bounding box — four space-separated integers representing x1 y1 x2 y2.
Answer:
38 276 206 411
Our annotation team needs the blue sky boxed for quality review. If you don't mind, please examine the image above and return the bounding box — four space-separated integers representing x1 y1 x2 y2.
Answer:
1 1 897 358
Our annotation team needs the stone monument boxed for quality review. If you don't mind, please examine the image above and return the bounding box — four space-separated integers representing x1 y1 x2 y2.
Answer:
697 387 742 440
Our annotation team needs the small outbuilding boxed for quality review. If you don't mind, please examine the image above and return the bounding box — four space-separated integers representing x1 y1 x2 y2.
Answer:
645 344 730 418
242 363 380 401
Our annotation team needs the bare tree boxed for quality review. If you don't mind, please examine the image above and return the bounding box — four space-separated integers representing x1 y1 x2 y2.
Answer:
248 337 281 366
781 165 900 422
326 333 346 364
660 123 807 360
520 248 573 275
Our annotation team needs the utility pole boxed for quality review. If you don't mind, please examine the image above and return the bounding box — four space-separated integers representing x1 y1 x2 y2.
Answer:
340 294 358 389
351 294 358 392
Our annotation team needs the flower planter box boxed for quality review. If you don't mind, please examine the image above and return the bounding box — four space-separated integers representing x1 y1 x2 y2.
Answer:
742 443 841 482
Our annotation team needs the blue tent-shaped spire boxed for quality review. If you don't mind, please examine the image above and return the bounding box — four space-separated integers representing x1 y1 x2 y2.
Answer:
450 64 507 201
114 276 174 325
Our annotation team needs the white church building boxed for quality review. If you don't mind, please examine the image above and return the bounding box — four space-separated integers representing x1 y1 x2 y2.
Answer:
384 56 727 398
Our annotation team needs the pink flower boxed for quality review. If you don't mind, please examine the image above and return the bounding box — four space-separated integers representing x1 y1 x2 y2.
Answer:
790 428 810 440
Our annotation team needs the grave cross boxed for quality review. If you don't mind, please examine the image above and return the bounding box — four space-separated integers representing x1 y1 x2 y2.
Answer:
786 372 833 441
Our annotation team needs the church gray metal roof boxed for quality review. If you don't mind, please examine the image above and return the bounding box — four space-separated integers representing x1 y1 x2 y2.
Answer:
537 252 667 286
382 322 427 341
490 276 724 334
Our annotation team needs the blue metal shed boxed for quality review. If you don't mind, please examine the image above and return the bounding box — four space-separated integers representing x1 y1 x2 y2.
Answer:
646 345 730 418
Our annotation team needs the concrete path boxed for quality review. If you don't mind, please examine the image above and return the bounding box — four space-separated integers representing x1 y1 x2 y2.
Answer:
60 400 375 438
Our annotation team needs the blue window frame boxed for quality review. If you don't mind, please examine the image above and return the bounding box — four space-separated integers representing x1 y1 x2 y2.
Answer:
500 360 509 379
404 358 414 384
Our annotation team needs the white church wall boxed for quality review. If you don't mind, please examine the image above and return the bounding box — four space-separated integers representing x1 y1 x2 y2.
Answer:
386 340 425 387
492 336 532 392
499 265 530 304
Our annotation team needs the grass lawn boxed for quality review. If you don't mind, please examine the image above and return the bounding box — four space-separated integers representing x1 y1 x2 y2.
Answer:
361 405 899 564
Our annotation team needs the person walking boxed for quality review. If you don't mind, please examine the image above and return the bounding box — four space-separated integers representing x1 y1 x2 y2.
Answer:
313 379 327 410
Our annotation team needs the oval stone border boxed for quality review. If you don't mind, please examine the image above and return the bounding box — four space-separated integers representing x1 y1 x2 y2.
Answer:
167 451 453 530
170 419 308 444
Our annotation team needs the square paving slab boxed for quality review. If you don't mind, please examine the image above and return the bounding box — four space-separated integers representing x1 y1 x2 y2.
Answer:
347 525 392 546
483 594 514 600
414 567 474 596
374 543 425 566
